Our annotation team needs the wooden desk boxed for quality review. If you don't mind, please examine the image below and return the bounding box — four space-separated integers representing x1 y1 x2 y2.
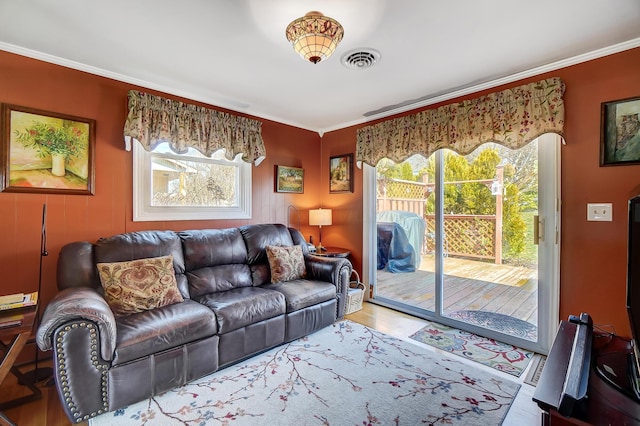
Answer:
0 306 41 425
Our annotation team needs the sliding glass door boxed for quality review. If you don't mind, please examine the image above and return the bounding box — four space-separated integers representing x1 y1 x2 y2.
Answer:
363 134 560 354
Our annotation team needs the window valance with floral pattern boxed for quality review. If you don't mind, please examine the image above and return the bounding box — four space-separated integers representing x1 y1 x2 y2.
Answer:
123 91 266 165
356 77 565 167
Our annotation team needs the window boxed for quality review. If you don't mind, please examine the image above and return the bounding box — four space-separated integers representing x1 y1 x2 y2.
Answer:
133 140 251 221
363 134 561 353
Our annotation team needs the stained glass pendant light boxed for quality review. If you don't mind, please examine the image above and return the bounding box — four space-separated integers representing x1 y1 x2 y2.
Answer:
285 11 344 64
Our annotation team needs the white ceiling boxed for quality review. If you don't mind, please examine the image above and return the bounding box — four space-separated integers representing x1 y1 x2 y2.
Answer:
1 0 640 134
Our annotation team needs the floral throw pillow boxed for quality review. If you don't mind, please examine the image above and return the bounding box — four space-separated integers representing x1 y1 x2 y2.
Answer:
97 254 184 316
266 245 306 283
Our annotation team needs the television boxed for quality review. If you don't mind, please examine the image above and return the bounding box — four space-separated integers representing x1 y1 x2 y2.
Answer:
627 193 640 400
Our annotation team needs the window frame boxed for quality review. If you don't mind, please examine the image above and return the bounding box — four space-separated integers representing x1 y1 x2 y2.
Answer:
363 134 561 354
132 140 252 221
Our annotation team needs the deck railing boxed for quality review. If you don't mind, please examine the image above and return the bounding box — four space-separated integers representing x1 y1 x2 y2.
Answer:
376 178 427 217
377 176 503 263
425 214 496 260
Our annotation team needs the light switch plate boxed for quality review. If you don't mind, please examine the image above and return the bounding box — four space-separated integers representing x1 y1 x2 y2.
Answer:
587 203 612 221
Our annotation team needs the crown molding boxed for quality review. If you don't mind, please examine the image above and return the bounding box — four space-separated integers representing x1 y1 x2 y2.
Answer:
320 37 640 134
2 37 639 137
0 42 319 134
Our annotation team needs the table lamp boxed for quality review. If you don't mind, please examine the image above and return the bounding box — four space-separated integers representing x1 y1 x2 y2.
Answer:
309 208 332 251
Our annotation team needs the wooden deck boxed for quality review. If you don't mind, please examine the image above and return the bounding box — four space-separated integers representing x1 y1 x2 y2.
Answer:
375 255 538 326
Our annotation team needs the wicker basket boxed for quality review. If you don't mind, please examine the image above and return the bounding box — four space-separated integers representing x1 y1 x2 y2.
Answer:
344 270 365 315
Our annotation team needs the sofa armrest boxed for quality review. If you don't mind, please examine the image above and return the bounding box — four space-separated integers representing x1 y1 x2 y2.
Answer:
305 255 352 319
37 287 117 361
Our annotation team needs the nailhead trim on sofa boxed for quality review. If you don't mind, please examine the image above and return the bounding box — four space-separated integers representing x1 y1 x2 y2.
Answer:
55 321 109 422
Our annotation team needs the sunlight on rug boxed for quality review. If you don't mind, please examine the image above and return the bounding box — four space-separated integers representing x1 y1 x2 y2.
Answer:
409 320 533 377
90 320 520 425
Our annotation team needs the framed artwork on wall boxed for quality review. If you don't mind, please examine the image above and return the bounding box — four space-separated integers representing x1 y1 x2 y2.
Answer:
329 153 353 193
275 165 304 193
600 96 640 166
1 104 96 194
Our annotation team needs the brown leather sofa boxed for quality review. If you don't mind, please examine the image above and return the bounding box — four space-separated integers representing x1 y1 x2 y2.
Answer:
36 224 352 423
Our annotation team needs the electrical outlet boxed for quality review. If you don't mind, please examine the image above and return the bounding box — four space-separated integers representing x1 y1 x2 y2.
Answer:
587 203 612 221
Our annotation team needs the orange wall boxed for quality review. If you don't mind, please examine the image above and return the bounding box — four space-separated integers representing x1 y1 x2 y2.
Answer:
1 45 639 357
0 51 323 324
320 129 363 275
324 47 640 338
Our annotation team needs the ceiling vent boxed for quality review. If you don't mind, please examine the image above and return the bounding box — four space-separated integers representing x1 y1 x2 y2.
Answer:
341 48 380 70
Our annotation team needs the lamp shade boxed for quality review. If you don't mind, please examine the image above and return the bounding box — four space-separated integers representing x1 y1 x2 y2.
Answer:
309 208 332 226
285 11 344 64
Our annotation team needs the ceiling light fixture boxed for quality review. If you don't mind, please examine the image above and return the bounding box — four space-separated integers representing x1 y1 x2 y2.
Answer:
285 11 344 64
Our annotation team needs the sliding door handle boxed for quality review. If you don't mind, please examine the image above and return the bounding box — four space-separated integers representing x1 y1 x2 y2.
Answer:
533 215 544 245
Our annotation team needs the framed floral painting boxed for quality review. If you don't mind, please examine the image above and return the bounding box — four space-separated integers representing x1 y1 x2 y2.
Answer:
1 104 95 194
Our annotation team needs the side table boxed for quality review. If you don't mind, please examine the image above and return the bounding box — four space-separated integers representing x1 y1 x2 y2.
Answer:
0 306 42 425
312 247 350 259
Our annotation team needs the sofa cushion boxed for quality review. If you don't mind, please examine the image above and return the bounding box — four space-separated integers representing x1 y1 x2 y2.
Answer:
94 230 189 298
180 229 255 296
266 245 306 283
112 299 217 365
196 287 285 334
94 230 184 269
186 264 253 298
262 280 336 313
240 224 295 265
179 229 248 270
97 255 184 316
240 224 295 286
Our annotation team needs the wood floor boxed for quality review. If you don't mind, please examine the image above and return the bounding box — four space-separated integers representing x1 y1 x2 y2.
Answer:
346 303 541 426
376 254 538 325
0 303 541 425
0 360 82 426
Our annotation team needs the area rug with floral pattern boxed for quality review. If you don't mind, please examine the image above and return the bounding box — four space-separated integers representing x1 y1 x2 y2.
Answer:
90 320 520 425
409 320 534 377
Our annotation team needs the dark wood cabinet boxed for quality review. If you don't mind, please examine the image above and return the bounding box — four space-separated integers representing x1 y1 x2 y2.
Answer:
534 316 640 425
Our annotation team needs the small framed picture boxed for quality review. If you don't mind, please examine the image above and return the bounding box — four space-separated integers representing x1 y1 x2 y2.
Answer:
1 104 96 194
329 153 353 193
600 96 640 166
275 165 304 193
